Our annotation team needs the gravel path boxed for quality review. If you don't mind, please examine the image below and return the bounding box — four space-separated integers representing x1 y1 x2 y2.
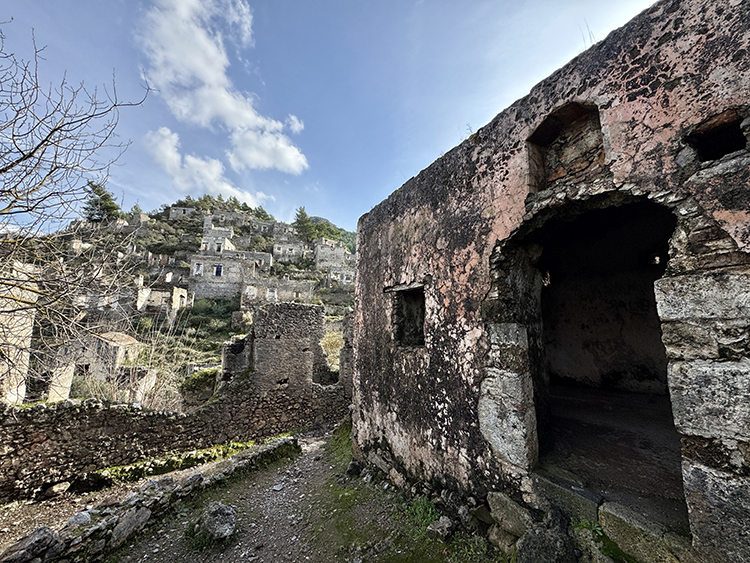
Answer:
1 426 500 563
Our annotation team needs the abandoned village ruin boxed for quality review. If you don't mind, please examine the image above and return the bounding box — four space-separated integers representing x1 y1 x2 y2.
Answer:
2 0 750 561
353 0 750 561
0 203 353 407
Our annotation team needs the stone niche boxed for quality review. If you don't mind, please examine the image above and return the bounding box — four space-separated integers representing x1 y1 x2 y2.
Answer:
353 0 750 561
527 102 608 194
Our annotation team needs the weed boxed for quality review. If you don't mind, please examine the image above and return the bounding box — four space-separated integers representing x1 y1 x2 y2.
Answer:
184 525 214 550
571 518 603 535
404 496 439 539
184 522 232 551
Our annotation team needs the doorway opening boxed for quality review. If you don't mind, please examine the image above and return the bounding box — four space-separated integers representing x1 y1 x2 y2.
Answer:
531 201 690 535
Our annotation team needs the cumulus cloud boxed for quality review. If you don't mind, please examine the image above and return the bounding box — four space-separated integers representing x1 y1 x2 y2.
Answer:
145 127 273 207
140 0 308 174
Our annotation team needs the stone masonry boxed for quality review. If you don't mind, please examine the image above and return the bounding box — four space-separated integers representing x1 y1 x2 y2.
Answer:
354 1 750 562
0 303 350 503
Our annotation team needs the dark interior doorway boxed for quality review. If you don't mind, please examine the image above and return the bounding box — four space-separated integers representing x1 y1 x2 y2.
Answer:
533 201 690 535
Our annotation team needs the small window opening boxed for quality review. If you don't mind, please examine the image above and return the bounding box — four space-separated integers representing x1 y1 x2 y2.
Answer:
194 263 203 276
214 264 223 277
393 287 426 346
686 110 747 161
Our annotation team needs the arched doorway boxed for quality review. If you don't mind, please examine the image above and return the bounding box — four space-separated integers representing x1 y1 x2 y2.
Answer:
532 200 689 534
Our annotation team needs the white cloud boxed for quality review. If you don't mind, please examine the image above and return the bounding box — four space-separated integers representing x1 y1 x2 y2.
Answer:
286 114 304 134
145 127 273 207
139 0 308 174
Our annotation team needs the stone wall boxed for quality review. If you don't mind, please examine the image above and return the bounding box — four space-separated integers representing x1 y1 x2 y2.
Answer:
168 207 195 220
188 255 248 300
240 278 314 308
0 263 38 405
0 439 300 563
314 239 354 270
354 1 750 561
272 240 309 264
0 304 351 503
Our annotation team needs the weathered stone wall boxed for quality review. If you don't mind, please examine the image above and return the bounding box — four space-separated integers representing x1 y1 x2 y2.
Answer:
0 263 39 405
168 207 195 220
354 1 750 561
273 240 309 264
241 278 314 307
0 304 351 503
0 439 300 563
188 255 247 300
314 239 353 270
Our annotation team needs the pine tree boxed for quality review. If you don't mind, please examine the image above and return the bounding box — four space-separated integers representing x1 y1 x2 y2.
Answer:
82 181 122 223
293 206 315 242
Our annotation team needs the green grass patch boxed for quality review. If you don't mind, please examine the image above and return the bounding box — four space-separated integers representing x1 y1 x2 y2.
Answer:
325 419 353 467
403 495 440 539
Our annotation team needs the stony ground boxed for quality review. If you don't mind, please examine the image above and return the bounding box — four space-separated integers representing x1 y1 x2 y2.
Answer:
0 424 507 563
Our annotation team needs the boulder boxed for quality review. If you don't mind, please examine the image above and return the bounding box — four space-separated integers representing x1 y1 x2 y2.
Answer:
196 501 237 540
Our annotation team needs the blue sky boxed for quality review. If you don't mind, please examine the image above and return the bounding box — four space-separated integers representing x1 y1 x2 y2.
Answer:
3 0 655 231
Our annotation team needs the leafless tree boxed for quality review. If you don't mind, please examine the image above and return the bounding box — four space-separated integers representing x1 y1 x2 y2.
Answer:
0 27 146 404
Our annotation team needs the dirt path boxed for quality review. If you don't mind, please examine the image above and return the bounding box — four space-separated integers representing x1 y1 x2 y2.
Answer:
1 425 505 563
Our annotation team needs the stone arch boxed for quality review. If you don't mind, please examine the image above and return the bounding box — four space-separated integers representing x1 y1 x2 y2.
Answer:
478 188 742 537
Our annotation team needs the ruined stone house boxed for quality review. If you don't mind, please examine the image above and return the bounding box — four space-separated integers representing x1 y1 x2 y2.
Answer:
241 277 314 307
326 266 355 288
272 239 311 264
0 263 38 405
188 216 273 300
314 237 355 270
354 1 750 561
168 206 196 220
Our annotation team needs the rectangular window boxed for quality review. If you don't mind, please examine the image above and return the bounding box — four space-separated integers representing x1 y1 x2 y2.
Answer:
194 263 203 276
391 287 425 346
214 264 223 277
266 288 278 301
216 244 222 253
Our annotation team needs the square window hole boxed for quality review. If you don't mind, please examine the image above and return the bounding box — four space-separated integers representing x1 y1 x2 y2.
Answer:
686 110 747 161
393 288 425 346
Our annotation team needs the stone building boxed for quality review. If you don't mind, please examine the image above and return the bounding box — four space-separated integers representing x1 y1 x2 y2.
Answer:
354 1 750 562
314 237 354 270
168 206 195 220
200 217 235 254
272 239 310 264
188 251 272 300
325 266 355 288
40 332 155 403
0 263 39 405
136 285 192 318
241 277 314 308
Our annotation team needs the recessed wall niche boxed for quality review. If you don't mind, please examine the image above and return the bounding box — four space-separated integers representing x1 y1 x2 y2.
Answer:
527 102 606 193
